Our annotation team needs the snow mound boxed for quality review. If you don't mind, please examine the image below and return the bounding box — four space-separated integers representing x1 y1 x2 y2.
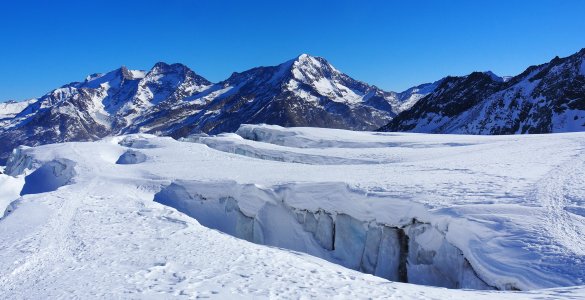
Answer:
4 146 37 176
236 124 400 148
118 135 159 149
116 149 147 165
235 124 474 149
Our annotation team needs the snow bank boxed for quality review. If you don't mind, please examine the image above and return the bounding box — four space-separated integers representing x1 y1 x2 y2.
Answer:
4 146 37 176
118 134 160 149
236 124 403 148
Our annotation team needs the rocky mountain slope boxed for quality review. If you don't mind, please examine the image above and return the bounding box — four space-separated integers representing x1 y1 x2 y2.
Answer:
0 63 212 163
380 48 585 134
5 48 584 164
0 55 428 164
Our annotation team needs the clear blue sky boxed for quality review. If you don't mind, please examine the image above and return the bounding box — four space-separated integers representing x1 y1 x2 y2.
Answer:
1 0 585 102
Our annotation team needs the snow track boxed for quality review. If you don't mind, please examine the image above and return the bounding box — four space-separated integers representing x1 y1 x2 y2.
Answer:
528 140 585 255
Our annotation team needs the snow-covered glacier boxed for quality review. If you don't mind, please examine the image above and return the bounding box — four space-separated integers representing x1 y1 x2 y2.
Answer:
1 124 585 299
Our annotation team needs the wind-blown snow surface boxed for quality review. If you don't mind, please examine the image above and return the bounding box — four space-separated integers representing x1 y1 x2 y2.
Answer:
1 125 585 298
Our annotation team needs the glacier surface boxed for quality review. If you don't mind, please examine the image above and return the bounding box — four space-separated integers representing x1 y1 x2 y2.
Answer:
0 124 584 298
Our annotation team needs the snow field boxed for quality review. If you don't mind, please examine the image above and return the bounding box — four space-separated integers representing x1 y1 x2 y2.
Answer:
1 125 585 298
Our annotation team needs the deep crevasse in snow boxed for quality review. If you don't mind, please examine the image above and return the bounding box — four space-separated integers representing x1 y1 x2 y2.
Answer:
153 181 492 290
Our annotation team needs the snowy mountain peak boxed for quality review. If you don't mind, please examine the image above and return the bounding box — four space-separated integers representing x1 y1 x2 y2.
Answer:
120 66 134 80
294 53 324 64
78 66 142 90
0 54 438 163
290 54 339 79
85 73 104 82
147 62 212 86
297 53 311 60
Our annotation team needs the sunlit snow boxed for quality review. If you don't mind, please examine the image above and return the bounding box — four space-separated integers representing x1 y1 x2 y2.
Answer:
1 125 584 298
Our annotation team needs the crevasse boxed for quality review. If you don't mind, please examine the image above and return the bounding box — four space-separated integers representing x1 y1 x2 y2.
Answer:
154 181 493 290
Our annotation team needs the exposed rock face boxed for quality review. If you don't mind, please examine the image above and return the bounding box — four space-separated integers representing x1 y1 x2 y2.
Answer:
380 48 585 134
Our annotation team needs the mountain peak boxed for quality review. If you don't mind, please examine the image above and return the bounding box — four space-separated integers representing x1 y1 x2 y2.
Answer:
85 73 104 82
288 53 340 81
296 53 316 61
292 53 328 66
120 66 134 80
78 66 142 89
151 62 191 74
483 71 507 82
147 62 211 86
153 61 170 68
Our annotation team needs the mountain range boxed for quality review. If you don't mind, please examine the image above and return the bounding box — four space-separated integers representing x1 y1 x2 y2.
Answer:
0 54 430 163
1 49 585 164
379 48 585 134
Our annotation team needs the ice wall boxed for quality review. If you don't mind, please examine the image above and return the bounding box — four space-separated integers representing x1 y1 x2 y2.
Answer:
4 146 37 176
20 159 76 195
154 181 493 290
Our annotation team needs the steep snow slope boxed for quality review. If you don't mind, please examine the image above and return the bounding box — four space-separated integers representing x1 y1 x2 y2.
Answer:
1 125 585 298
395 80 443 112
